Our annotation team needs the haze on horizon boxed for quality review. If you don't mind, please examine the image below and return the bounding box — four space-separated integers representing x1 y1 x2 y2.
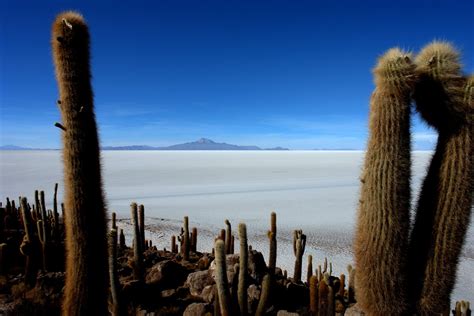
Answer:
1 0 473 150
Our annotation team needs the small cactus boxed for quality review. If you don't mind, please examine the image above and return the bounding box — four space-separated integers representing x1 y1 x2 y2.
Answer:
309 275 319 316
182 216 190 260
130 202 143 281
268 212 277 276
138 204 145 251
292 229 306 283
307 255 313 285
215 239 232 316
225 219 232 255
108 229 122 316
237 223 248 316
255 273 271 316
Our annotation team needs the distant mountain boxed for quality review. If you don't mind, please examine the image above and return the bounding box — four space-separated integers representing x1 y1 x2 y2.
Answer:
102 145 158 150
0 145 53 150
1 139 290 151
102 138 289 151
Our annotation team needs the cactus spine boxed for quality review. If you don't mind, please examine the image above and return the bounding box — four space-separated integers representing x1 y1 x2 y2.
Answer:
52 11 109 315
268 212 277 275
130 202 143 280
408 42 474 314
292 229 306 283
353 48 415 315
215 239 232 316
238 223 248 316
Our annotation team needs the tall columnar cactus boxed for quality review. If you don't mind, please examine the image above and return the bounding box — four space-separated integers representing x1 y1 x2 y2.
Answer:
171 235 177 253
238 223 248 316
224 219 232 255
408 42 473 314
182 216 190 260
215 239 232 316
292 229 306 283
130 202 143 280
268 212 277 275
309 275 319 316
108 228 122 316
119 229 126 249
111 212 117 230
19 197 39 286
52 11 108 315
353 48 415 315
138 204 145 251
307 255 313 285
255 273 271 316
191 227 198 252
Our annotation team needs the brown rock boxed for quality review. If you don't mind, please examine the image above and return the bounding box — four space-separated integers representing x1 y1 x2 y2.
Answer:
185 270 215 297
145 260 188 288
183 303 209 316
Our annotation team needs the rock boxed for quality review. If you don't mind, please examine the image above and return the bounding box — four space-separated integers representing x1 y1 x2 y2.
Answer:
201 285 216 303
277 311 299 316
161 289 176 299
345 303 366 315
209 254 240 283
145 260 188 289
249 250 267 282
183 303 208 316
185 270 215 297
247 284 261 314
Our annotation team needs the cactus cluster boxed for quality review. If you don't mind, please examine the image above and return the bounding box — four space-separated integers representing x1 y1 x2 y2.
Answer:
2 10 473 316
355 42 473 315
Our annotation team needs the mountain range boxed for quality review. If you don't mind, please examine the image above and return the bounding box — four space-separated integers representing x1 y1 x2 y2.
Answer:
0 138 289 151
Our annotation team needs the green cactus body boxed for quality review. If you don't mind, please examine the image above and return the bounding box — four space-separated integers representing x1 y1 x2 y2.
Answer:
353 48 415 315
215 239 232 316
238 223 248 316
408 42 473 314
52 11 108 315
292 229 306 283
268 212 277 275
130 202 143 280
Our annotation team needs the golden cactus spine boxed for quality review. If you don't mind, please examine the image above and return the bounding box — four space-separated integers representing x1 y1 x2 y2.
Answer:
408 42 473 314
353 48 415 315
52 11 109 315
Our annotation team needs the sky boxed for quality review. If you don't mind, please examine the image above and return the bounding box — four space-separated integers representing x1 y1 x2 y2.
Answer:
1 0 473 150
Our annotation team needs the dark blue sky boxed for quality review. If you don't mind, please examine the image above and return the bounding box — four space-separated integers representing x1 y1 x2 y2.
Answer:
1 0 473 149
